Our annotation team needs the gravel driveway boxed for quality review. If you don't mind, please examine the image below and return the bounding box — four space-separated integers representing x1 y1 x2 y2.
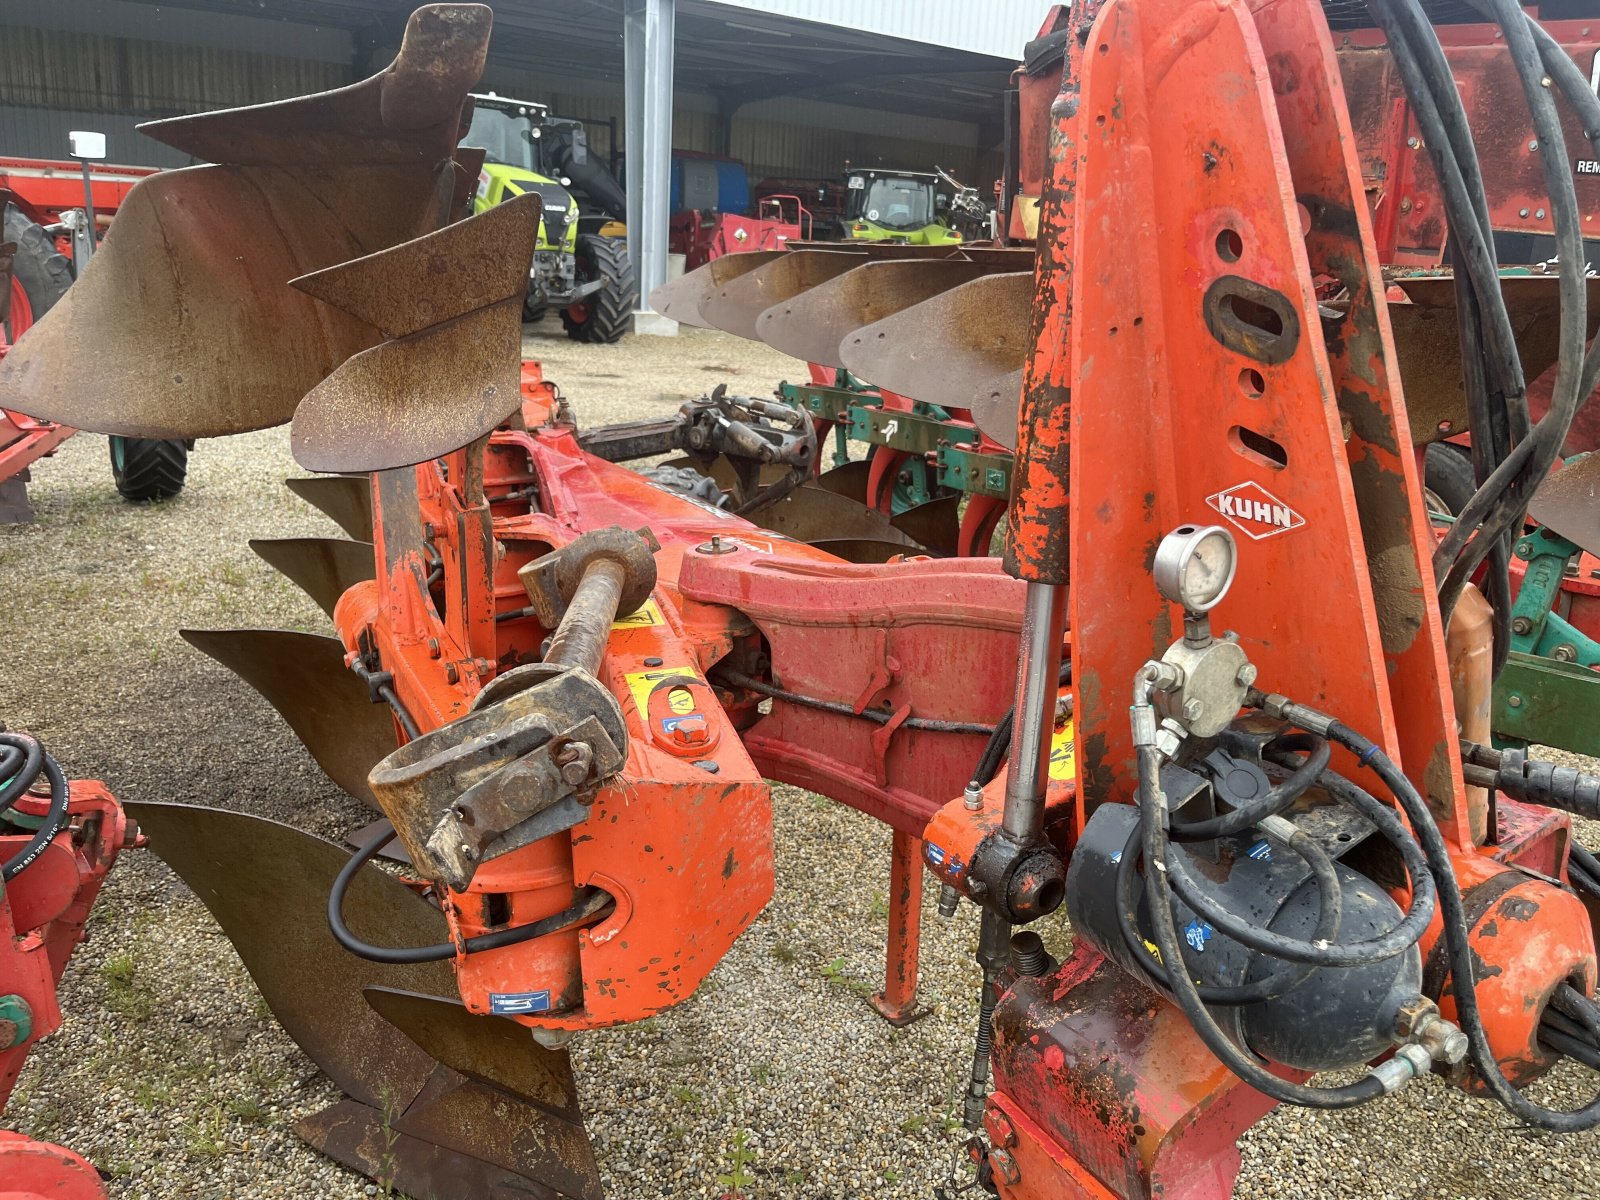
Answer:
2 321 1598 1199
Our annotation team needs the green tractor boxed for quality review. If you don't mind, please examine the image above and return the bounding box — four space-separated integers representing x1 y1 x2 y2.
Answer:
839 167 987 245
464 93 637 343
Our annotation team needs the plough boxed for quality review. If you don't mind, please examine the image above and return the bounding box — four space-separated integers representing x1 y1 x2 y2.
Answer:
6 1 1600 1198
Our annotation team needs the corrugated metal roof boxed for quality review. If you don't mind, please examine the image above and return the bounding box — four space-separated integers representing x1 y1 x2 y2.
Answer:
701 0 1054 60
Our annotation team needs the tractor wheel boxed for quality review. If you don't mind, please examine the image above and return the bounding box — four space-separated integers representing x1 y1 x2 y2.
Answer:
523 297 548 324
3 202 72 343
1424 442 1476 517
110 436 188 502
561 234 635 344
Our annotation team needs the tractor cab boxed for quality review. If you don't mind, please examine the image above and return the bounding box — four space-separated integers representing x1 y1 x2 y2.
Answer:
840 169 963 245
463 93 636 342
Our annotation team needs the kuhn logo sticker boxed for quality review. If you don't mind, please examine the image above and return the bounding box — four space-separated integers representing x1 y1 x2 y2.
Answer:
1206 481 1305 540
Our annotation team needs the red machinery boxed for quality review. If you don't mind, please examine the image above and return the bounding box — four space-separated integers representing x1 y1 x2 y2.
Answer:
8 3 1600 1198
0 735 137 1200
668 193 812 270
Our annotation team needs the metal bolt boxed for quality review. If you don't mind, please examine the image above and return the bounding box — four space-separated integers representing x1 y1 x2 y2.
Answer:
458 843 476 860
1406 136 1420 149
990 1148 1021 1186
1511 616 1534 636
1399 198 1412 213
1509 694 1524 709
1236 664 1258 687
554 741 594 787
1530 139 1540 151
963 782 984 811
1566 562 1581 577
1591 568 1600 580
1536 209 1547 220
938 884 960 918
1183 698 1204 722
1520 208 1531 219
445 662 460 685
1516 541 1535 558
1554 643 1578 663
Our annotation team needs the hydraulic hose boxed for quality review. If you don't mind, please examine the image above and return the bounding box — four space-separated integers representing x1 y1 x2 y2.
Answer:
1134 740 1391 1109
1167 732 1329 842
328 826 613 964
1115 809 1338 1006
0 732 71 883
1269 695 1600 1131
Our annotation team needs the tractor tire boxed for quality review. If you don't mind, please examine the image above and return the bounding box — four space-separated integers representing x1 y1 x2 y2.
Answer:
1424 442 1476 517
523 297 548 324
3 203 73 340
110 436 188 502
561 234 635 344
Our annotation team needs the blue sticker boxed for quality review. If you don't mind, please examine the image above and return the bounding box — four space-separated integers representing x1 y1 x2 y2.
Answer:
490 989 552 1015
1247 840 1273 862
1109 850 1123 864
926 843 947 867
1184 920 1214 952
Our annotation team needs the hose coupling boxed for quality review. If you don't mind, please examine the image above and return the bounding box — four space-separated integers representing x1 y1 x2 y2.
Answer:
1371 1043 1434 1094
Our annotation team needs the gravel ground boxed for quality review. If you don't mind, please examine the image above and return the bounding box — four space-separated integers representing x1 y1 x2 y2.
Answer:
3 318 1600 1198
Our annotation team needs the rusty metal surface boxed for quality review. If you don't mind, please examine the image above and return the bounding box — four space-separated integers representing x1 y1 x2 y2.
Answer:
299 1099 581 1200
179 628 395 806
139 4 489 166
0 5 491 439
700 250 867 343
1530 453 1600 557
128 802 599 1200
249 536 376 618
1387 275 1600 444
285 475 374 541
840 272 1031 410
366 988 584 1113
365 989 601 1199
754 259 992 369
809 460 872 502
648 250 786 327
887 495 961 558
289 193 538 473
123 802 454 1108
747 486 926 550
970 366 1023 450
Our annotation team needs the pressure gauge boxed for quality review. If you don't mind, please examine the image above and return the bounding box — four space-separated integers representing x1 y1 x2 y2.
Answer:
1152 524 1237 613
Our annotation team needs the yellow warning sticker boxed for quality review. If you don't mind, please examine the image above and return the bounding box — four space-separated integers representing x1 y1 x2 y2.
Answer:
624 665 703 716
612 599 665 629
1048 717 1076 782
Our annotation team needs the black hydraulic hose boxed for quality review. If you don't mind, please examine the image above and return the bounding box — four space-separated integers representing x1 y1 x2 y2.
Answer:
0 735 42 814
1135 742 1389 1109
1167 733 1329 842
1570 843 1600 898
970 659 1073 789
328 827 613 964
715 667 998 736
1274 698 1600 1130
0 734 71 883
349 659 421 741
1114 813 1336 1007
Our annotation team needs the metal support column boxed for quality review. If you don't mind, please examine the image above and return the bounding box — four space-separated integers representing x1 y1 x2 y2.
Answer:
624 0 678 336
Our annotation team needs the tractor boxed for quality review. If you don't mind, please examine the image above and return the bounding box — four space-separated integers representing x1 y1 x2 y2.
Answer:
464 92 637 343
839 167 967 245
